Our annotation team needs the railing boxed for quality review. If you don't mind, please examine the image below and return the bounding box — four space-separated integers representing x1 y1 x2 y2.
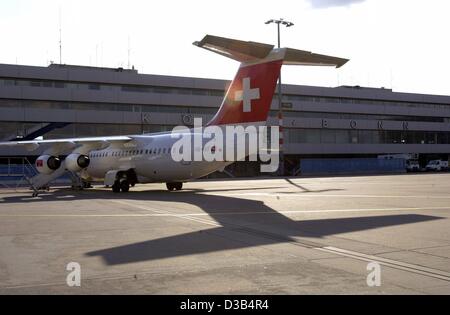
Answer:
0 156 38 189
0 156 90 197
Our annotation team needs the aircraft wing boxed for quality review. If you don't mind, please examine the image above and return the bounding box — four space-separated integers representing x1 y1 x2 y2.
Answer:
0 136 134 154
2 136 132 146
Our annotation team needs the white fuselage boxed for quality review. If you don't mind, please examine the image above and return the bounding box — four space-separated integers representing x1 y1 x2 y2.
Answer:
85 132 232 183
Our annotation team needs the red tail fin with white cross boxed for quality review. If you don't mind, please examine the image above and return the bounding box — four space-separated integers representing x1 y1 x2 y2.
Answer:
207 60 282 126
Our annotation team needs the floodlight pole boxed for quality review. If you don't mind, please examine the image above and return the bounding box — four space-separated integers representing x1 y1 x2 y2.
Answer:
265 18 294 176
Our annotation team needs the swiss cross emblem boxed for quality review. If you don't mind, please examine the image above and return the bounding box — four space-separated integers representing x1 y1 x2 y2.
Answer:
234 77 260 113
36 160 43 167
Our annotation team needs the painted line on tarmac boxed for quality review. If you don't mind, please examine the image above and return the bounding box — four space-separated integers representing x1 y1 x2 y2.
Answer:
111 200 221 227
216 192 450 199
1 206 450 218
317 246 450 282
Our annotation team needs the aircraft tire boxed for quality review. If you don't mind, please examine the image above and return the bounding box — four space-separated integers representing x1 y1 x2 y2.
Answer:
166 182 183 191
120 180 130 192
112 181 121 193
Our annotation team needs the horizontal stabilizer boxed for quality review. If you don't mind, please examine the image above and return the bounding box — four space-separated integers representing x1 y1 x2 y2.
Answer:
194 34 348 68
284 48 348 68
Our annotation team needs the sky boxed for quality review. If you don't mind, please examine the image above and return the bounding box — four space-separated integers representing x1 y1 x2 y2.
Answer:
0 0 449 96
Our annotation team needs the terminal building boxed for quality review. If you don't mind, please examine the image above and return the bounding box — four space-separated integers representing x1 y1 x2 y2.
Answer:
1 63 450 176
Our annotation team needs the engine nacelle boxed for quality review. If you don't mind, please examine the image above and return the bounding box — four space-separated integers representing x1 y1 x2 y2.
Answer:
35 155 62 175
65 153 90 172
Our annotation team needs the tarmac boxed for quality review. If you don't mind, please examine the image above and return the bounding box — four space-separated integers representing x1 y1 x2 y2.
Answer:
0 173 449 294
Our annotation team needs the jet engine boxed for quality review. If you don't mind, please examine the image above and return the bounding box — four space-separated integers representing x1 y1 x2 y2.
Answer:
35 155 62 175
65 153 90 172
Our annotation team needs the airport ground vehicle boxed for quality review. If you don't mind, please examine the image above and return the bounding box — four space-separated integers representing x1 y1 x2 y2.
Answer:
425 160 449 171
406 159 420 172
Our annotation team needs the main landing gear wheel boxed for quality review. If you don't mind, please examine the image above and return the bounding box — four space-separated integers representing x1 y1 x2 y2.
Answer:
112 180 130 193
120 179 130 192
166 182 183 191
112 180 120 193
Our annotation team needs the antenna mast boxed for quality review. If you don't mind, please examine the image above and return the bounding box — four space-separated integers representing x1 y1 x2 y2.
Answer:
127 36 131 69
59 7 62 64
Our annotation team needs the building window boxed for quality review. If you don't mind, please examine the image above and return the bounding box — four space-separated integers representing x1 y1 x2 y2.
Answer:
88 84 100 90
54 82 65 88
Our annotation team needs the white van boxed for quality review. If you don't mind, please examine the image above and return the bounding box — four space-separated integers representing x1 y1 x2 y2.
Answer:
425 160 449 171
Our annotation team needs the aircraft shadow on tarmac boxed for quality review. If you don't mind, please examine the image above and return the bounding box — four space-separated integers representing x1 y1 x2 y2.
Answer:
0 184 443 265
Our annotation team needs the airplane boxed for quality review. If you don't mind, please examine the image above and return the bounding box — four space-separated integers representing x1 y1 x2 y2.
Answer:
0 35 348 196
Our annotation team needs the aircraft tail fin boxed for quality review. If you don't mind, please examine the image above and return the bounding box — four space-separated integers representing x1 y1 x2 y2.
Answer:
193 35 349 126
